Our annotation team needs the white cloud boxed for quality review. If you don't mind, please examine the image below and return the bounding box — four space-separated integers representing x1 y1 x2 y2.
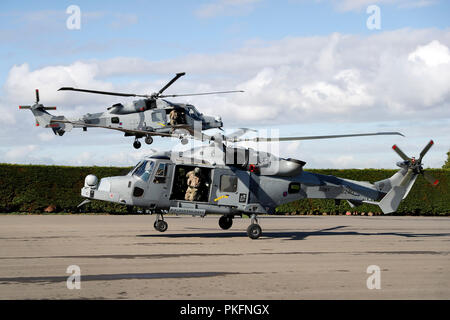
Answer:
38 132 56 142
4 145 37 162
408 40 450 67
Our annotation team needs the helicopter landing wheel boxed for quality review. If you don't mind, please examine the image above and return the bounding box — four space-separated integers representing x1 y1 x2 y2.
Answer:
247 224 262 239
145 136 153 145
247 214 262 239
155 220 168 232
154 214 168 232
133 139 141 149
219 215 233 230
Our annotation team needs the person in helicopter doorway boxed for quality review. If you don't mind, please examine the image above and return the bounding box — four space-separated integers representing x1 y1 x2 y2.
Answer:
185 167 203 201
169 108 180 126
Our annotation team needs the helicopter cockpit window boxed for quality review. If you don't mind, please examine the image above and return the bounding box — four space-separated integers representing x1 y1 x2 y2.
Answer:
153 163 167 184
220 175 238 192
133 160 155 182
186 106 200 119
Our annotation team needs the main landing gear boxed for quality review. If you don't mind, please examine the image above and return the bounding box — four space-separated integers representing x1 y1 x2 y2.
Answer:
218 215 233 230
133 139 141 149
153 213 168 232
218 214 262 239
133 136 153 149
247 214 262 240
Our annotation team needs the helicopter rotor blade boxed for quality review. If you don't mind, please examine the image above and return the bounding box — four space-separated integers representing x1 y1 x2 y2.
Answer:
58 87 150 98
159 90 244 98
226 128 258 140
157 72 185 96
423 171 439 186
418 140 434 163
392 144 410 161
231 132 404 143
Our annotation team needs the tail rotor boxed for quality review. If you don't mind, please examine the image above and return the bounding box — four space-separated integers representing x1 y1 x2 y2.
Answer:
19 89 58 127
19 89 57 111
371 140 439 214
392 140 439 187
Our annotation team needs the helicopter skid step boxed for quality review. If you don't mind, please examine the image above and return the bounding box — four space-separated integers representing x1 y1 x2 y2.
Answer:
169 207 206 217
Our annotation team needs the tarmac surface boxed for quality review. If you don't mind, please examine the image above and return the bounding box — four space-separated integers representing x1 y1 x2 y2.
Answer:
0 214 449 299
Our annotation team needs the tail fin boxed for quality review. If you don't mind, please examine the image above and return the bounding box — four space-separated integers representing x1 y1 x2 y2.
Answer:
369 169 417 214
20 89 71 136
367 141 438 214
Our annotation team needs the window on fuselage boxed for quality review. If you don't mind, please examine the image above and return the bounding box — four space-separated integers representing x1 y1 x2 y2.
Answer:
186 105 201 120
133 160 155 182
220 175 237 192
153 163 167 184
288 182 301 194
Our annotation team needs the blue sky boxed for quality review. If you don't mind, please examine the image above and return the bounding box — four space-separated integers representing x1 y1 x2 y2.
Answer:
0 0 449 168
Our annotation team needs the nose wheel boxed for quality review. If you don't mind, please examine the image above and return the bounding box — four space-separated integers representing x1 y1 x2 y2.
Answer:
247 214 262 239
133 139 141 149
153 214 168 232
219 215 233 230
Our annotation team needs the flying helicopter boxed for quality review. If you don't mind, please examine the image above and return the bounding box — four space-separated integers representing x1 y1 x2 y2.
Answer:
19 72 242 149
77 129 439 239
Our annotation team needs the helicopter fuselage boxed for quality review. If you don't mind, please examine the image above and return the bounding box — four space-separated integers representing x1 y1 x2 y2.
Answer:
81 153 388 217
77 98 222 136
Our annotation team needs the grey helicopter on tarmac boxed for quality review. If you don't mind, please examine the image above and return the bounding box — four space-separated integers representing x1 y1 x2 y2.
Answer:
78 127 439 239
19 72 242 149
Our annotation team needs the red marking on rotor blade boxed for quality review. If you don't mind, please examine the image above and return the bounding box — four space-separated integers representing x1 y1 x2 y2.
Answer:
392 145 397 150
433 180 439 185
430 140 434 145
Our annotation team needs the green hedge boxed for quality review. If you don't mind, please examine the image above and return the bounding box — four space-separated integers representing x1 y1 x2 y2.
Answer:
0 164 132 214
0 164 448 215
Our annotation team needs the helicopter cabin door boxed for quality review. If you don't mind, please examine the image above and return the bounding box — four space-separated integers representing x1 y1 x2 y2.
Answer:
211 168 249 209
148 161 171 206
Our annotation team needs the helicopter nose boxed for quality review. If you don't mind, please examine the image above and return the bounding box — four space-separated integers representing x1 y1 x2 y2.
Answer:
81 175 129 204
85 174 98 188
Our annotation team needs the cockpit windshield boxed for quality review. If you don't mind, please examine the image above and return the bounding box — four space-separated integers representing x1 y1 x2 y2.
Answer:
186 105 201 119
132 160 155 182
